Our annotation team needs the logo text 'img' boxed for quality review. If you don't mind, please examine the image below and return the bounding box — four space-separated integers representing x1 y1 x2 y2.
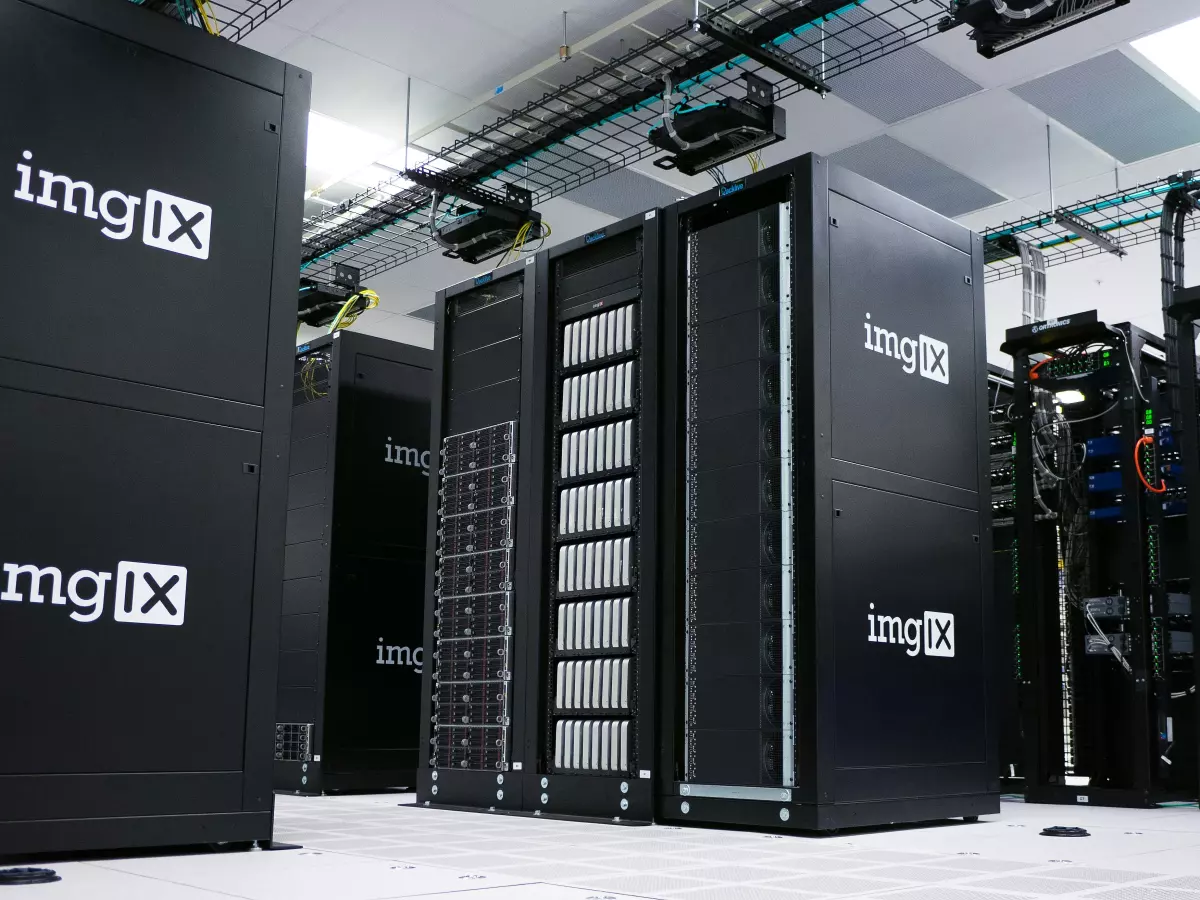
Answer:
14 151 212 260
863 313 949 384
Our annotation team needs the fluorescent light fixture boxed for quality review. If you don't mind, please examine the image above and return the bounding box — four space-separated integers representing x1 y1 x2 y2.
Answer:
306 112 395 196
1055 389 1086 405
1133 17 1200 100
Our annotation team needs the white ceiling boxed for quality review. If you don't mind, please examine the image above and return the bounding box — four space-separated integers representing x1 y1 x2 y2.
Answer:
256 0 1200 346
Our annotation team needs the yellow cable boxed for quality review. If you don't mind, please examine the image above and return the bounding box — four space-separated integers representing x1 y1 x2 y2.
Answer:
196 0 219 34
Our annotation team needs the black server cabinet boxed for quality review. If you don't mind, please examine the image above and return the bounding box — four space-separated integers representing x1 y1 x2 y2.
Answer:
276 332 432 795
989 365 1023 788
418 259 540 812
525 213 660 821
1003 314 1196 807
659 155 998 831
0 0 308 854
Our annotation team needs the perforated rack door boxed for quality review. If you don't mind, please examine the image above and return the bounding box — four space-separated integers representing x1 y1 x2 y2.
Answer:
431 422 519 773
682 199 796 791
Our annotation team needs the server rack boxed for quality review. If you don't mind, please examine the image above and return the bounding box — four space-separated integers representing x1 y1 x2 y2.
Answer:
276 332 432 795
1168 288 1200 804
526 213 660 821
417 259 540 812
0 0 308 854
659 154 998 831
989 366 1023 788
1003 313 1196 806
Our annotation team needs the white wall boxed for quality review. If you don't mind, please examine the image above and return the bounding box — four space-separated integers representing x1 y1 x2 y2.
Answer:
983 237 1189 368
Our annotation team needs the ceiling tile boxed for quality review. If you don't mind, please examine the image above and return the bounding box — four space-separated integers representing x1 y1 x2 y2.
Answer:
769 90 885 158
312 0 541 97
562 168 683 219
829 135 1006 218
891 89 1115 203
828 45 981 124
237 19 303 57
269 0 357 33
1013 50 1200 164
275 36 466 145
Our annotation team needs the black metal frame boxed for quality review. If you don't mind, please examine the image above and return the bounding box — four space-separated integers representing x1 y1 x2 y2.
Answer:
1002 317 1194 808
658 154 997 831
0 0 308 855
522 212 661 822
1168 288 1200 805
417 258 539 812
274 331 432 796
299 0 951 283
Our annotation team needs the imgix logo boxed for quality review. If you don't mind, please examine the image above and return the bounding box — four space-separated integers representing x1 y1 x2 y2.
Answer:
1 560 187 626
863 314 949 384
14 151 212 260
384 437 431 476
867 604 955 658
376 638 424 674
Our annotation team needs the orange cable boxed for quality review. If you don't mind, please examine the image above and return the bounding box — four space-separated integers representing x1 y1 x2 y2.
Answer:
1136 436 1167 494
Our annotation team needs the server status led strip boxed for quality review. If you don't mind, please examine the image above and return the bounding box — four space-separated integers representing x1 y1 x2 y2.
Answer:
431 423 519 773
552 296 642 776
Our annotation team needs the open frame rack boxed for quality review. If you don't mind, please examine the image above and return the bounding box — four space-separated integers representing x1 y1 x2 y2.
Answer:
299 0 952 283
1002 314 1197 807
983 173 1200 283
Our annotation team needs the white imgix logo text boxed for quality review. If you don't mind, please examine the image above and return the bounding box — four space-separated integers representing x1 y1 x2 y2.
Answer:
0 561 188 626
375 638 424 674
384 437 431 477
13 150 212 259
863 313 949 384
867 604 955 658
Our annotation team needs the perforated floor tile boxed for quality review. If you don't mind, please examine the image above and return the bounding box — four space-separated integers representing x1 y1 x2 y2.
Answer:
582 874 722 894
880 889 1037 900
1086 890 1200 900
661 886 825 900
930 857 1040 873
861 865 978 883
760 873 907 894
840 849 943 862
673 865 809 884
965 875 1107 894
1037 868 1159 884
1149 875 1200 890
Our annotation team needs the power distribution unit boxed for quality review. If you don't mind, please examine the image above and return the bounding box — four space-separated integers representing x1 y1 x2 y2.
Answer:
276 333 432 795
417 212 662 820
0 0 308 854
658 155 999 831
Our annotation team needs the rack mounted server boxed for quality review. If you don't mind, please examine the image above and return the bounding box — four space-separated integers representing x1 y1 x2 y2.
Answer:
417 213 661 821
0 0 308 854
275 332 432 795
657 154 998 831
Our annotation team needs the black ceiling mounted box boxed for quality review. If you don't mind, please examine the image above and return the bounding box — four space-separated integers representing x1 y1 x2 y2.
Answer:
0 0 309 855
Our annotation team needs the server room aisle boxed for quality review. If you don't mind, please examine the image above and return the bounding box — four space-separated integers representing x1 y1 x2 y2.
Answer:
21 795 1200 899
